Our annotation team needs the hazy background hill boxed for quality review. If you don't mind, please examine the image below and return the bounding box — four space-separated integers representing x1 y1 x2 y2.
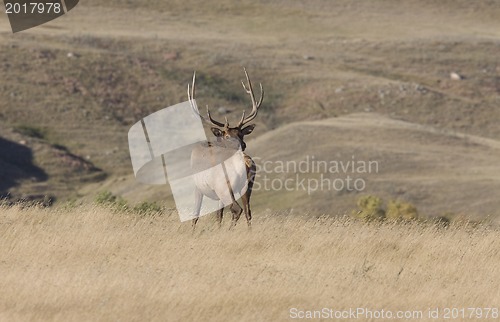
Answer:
1 0 500 221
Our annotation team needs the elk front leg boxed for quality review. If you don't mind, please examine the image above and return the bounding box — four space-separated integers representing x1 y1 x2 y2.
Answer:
192 188 203 231
216 200 224 228
229 202 242 230
219 162 242 229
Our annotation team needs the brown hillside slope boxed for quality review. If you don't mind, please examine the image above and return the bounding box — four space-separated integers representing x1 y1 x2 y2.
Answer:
104 113 500 224
246 113 500 222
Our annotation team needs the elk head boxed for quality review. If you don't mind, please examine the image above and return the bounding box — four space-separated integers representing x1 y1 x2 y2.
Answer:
187 68 264 151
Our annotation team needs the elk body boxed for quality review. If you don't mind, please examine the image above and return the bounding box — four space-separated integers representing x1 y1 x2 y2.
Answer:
188 68 263 229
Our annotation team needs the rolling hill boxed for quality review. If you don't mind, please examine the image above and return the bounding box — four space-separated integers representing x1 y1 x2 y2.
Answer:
0 0 499 221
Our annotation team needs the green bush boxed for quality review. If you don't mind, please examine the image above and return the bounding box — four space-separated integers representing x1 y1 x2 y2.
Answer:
351 195 420 223
386 200 418 221
94 191 162 215
95 191 117 205
352 195 386 221
133 201 162 216
94 191 128 211
13 124 45 139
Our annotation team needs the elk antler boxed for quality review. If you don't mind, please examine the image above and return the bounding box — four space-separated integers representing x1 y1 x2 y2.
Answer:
237 67 264 127
188 71 227 128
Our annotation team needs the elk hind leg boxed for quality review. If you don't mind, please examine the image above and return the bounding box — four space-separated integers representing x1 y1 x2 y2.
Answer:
243 161 255 229
241 193 252 229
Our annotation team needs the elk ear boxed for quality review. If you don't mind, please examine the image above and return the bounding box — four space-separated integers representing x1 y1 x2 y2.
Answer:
241 124 256 135
211 127 223 137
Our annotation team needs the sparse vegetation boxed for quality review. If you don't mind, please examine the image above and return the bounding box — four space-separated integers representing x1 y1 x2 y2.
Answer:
350 196 489 229
13 125 46 139
351 195 386 221
94 191 162 216
94 190 117 205
352 195 420 222
386 199 419 221
133 201 162 216
94 190 128 212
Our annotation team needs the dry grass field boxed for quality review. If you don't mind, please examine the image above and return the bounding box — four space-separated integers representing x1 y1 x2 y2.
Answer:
2 1 500 321
0 205 499 321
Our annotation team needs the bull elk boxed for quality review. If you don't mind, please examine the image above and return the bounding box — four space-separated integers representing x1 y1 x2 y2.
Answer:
187 68 263 229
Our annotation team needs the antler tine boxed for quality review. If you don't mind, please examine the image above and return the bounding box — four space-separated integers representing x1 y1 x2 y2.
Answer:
241 68 255 104
237 110 246 127
188 71 225 128
206 105 225 128
257 82 264 107
188 71 201 117
239 67 264 126
191 71 196 99
188 71 196 110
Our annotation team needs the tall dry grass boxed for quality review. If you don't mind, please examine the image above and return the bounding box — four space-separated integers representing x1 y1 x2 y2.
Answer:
0 205 499 321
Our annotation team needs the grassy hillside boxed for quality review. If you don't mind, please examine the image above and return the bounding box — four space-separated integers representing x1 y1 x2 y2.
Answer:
105 113 500 224
248 113 500 222
0 0 499 216
0 205 498 321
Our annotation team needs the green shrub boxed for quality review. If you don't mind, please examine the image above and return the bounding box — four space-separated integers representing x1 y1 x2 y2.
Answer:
113 197 129 212
133 201 162 216
351 196 421 223
95 190 117 205
94 191 162 215
13 124 45 139
386 200 418 221
94 190 128 211
352 195 386 221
